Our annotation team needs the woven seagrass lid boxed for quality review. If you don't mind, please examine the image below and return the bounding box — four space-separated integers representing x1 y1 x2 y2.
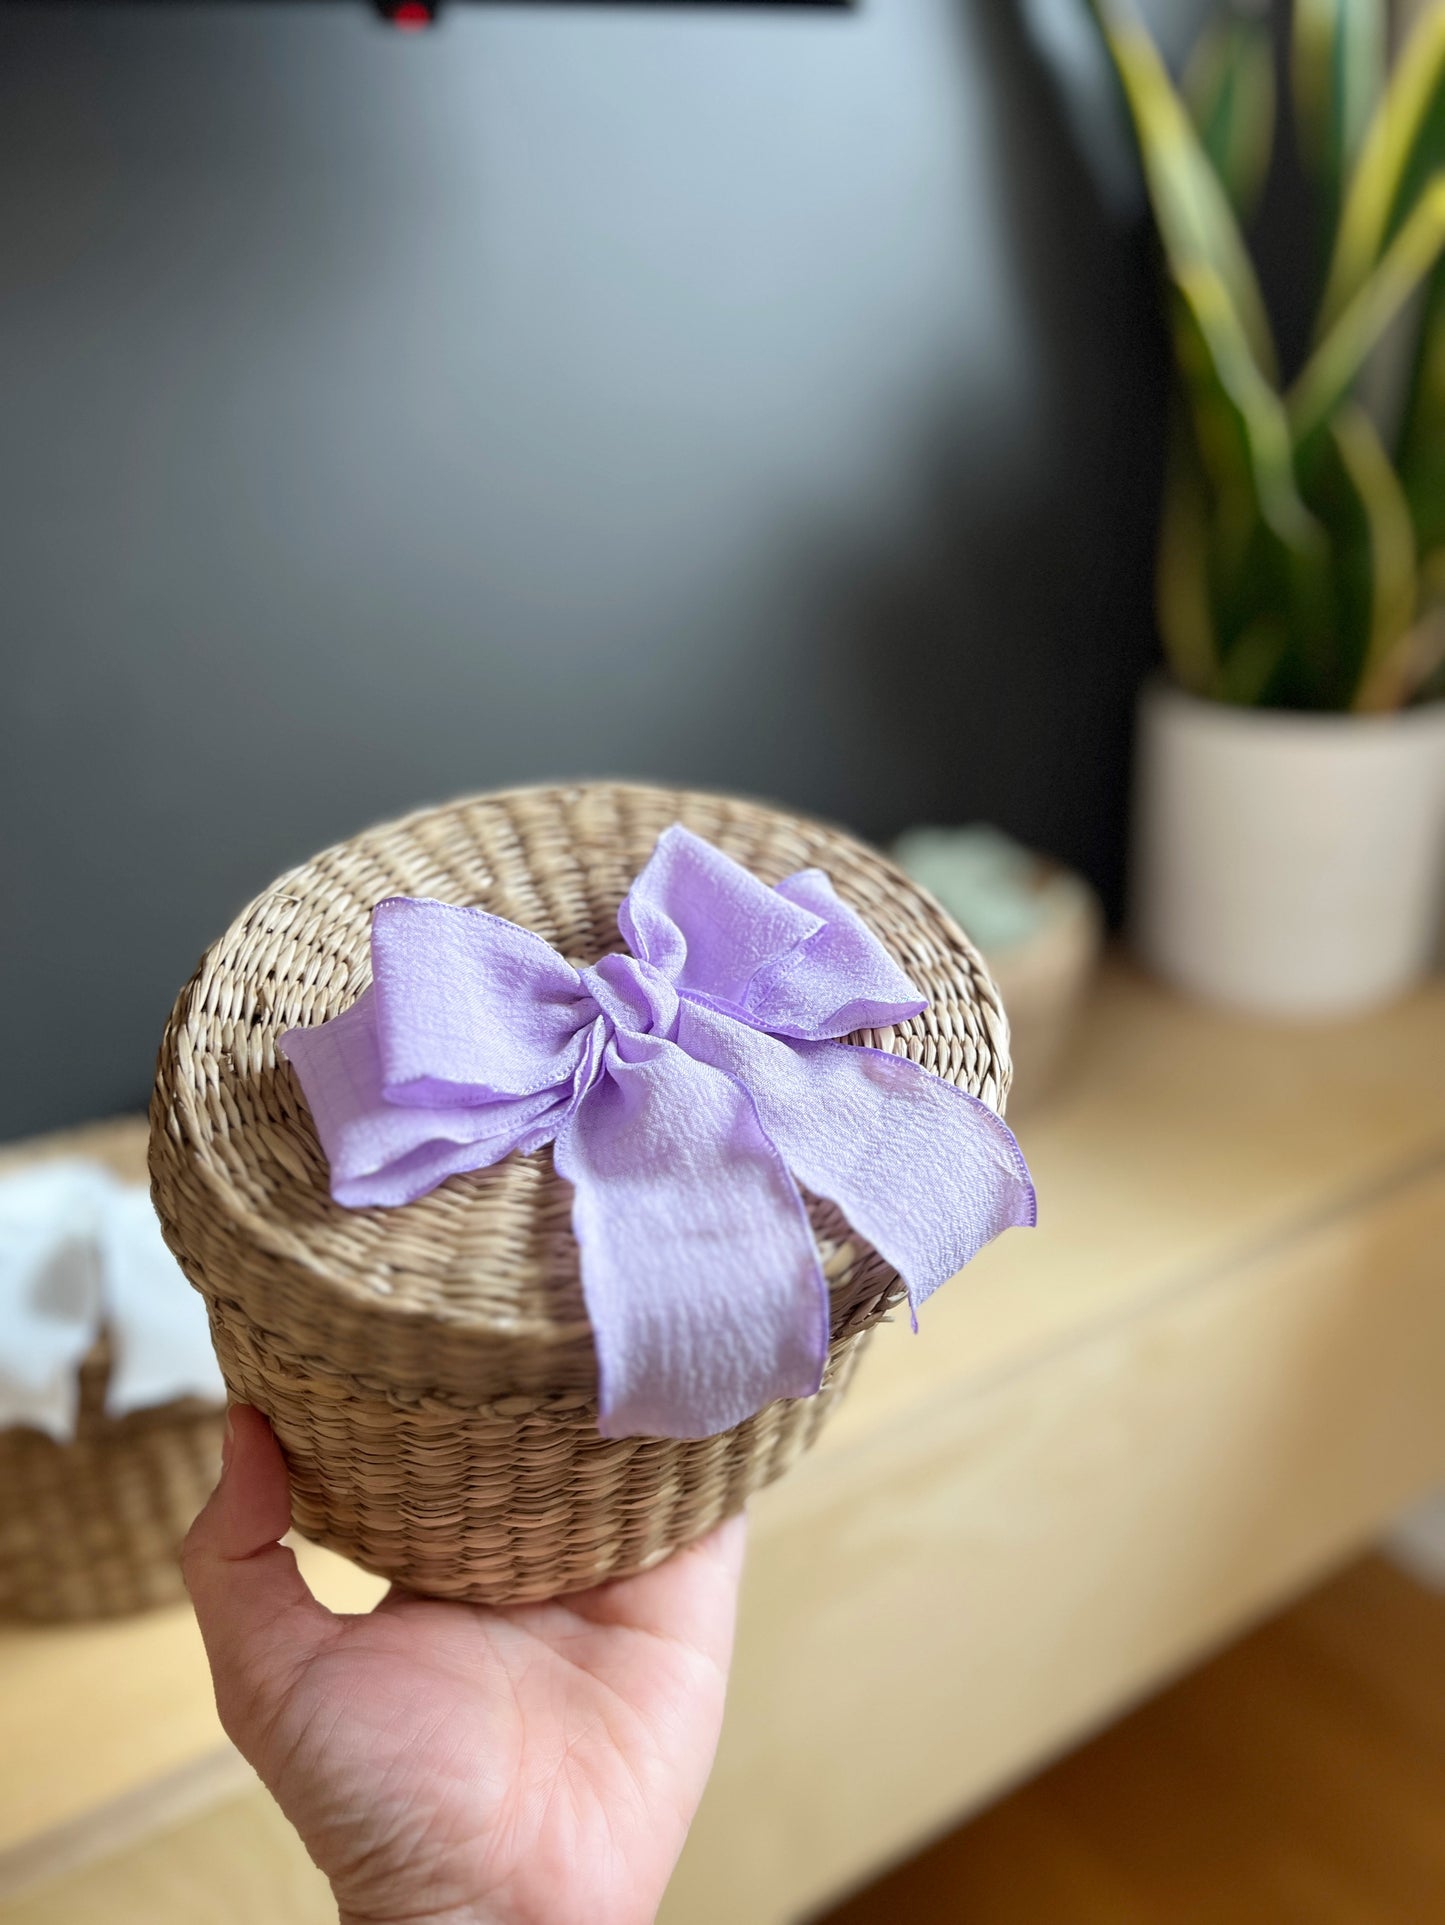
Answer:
150 783 1011 1407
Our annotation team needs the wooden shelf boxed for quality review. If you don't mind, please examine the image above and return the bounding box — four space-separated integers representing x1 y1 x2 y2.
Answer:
0 1540 382 1891
4 959 1444 1923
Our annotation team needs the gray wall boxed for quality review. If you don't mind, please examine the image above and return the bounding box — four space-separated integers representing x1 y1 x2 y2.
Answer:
1 0 1173 1142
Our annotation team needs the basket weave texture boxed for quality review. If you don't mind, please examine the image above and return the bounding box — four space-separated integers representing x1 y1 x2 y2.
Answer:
150 784 1011 1603
0 1121 224 1622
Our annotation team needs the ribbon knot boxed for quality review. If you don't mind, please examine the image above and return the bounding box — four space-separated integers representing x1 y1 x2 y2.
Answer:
281 826 1035 1439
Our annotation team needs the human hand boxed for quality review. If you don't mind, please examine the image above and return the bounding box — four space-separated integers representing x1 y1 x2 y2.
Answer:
183 1406 745 1925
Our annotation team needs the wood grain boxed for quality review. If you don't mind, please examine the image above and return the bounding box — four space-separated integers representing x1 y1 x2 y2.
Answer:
661 1166 1445 1923
822 1558 1445 1925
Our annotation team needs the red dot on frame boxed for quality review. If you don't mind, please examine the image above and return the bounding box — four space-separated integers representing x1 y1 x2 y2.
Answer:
390 2 433 27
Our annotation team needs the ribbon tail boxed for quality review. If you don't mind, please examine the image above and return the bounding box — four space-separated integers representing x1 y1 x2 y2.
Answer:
678 1002 1036 1321
553 1037 829 1439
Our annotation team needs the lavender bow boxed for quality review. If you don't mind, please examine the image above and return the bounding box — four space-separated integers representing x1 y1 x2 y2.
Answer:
280 826 1035 1439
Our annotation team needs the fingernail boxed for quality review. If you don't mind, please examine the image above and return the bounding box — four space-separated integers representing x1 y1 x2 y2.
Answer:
220 1406 235 1474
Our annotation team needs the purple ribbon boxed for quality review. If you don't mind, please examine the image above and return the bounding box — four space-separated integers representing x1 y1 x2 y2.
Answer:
280 826 1035 1439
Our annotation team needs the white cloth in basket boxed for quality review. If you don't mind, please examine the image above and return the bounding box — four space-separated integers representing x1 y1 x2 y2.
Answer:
0 1160 223 1440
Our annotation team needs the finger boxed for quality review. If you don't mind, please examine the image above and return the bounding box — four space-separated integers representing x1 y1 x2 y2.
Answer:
685 1510 747 1585
564 1510 748 1663
374 1510 748 1621
183 1405 333 1730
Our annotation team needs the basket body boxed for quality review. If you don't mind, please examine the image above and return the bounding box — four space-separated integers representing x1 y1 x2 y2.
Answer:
212 1291 877 1600
151 784 1010 1604
0 1337 223 1621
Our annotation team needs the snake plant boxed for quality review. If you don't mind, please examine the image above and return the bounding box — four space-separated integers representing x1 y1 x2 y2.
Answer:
1091 0 1445 710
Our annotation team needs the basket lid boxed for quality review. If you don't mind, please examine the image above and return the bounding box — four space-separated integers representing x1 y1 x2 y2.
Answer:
149 783 1011 1403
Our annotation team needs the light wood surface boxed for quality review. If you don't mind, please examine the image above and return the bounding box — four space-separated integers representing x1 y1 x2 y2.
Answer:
17 1553 1443 1925
663 1162 1445 1922
2 960 1443 1923
816 961 1445 1434
0 1786 335 1925
0 1541 382 1883
823 1555 1445 1924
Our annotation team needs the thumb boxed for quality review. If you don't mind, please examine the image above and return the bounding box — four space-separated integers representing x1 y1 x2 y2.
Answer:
183 1404 333 1751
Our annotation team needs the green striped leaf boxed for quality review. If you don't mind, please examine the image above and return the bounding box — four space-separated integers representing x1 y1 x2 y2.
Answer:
1170 263 1314 550
1291 0 1386 243
1302 403 1419 710
1091 0 1278 376
1320 3 1445 326
1290 177 1445 449
1217 617 1290 705
1397 259 1445 568
1156 423 1222 696
1184 3 1276 223
1167 265 1334 706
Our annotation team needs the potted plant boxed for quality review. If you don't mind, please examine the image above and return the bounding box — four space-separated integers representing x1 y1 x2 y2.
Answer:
1093 0 1445 1016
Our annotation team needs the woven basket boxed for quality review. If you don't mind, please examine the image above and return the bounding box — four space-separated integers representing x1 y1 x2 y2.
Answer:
0 1122 225 1622
150 784 1011 1604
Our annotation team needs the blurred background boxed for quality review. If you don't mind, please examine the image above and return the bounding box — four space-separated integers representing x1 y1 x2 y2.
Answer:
2 0 1444 1920
0 0 1180 1142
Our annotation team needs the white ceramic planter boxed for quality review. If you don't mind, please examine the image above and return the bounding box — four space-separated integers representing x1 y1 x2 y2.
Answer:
1131 682 1445 1018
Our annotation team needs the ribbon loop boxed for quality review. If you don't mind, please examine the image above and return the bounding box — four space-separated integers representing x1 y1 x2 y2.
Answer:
619 825 823 1005
281 826 1035 1437
371 898 594 1104
742 867 930 1040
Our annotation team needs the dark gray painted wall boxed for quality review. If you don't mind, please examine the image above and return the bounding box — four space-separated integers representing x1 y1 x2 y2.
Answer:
1 0 1176 1142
